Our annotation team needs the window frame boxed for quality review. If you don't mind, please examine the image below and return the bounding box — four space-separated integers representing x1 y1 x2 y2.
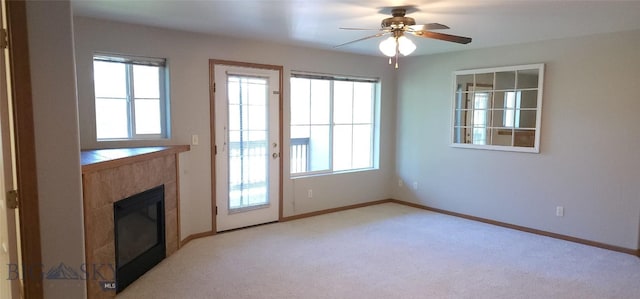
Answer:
289 72 379 177
93 53 170 141
451 63 544 153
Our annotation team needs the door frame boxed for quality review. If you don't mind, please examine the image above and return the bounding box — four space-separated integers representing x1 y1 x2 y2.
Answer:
5 0 43 298
209 59 283 233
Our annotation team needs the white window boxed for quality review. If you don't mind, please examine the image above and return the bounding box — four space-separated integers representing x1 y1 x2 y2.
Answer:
290 73 378 176
93 54 169 140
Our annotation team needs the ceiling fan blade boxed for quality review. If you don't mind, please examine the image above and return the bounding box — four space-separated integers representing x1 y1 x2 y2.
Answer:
339 27 381 31
334 32 389 48
412 31 472 44
409 23 450 31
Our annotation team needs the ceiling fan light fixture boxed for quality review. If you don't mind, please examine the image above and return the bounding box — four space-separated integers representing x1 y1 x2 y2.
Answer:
337 6 471 69
397 35 416 56
378 36 397 57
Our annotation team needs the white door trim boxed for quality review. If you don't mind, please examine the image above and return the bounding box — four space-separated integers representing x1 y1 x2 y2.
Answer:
209 60 283 232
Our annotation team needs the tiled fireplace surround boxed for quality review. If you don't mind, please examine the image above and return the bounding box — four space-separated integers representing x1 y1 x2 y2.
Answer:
81 146 189 298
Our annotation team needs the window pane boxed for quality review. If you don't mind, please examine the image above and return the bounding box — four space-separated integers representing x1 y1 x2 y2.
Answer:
454 110 470 126
290 75 378 175
456 74 473 91
247 79 267 106
472 127 489 145
290 78 310 125
96 98 128 139
228 104 248 131
472 93 490 128
473 109 488 127
514 129 536 147
495 71 516 90
333 124 352 171
492 110 506 127
517 69 539 89
290 125 310 174
248 105 267 131
309 125 330 172
473 92 490 109
352 124 372 169
455 92 467 109
310 80 330 125
475 73 494 87
93 61 126 98
228 79 241 105
520 90 538 108
493 91 507 109
135 99 161 134
94 55 169 141
453 127 468 143
504 91 517 127
353 82 373 124
518 110 537 129
133 65 160 98
491 129 513 146
290 125 310 139
333 81 353 124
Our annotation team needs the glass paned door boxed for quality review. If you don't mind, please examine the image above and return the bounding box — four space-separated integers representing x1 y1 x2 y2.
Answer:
213 63 280 232
227 76 269 211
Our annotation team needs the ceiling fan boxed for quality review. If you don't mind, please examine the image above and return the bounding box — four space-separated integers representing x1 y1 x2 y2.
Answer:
336 6 472 68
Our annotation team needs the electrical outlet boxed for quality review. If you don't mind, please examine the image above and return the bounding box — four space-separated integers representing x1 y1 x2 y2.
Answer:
412 181 418 190
398 179 403 187
307 189 313 198
556 206 564 217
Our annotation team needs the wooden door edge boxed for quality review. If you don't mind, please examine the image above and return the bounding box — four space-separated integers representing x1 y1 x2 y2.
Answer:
6 0 43 297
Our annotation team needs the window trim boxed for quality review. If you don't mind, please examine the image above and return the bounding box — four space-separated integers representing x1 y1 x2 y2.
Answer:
289 72 379 177
93 53 170 141
450 63 544 153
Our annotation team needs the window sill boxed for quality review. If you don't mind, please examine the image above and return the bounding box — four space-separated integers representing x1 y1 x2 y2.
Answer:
290 167 379 180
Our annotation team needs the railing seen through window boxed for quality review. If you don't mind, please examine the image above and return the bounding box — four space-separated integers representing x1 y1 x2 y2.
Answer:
290 73 379 176
290 138 310 173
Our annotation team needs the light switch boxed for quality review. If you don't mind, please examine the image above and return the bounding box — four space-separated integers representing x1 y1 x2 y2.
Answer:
192 134 199 145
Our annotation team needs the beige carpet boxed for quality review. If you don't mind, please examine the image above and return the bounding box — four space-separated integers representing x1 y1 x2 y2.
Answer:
117 203 640 298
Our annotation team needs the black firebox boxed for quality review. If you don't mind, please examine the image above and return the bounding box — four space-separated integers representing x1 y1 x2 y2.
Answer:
114 185 166 293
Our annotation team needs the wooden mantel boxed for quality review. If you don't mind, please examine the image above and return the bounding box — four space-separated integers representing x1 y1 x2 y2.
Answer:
80 145 189 298
81 145 190 173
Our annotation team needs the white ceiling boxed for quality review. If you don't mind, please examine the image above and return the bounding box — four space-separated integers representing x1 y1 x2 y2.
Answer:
71 0 640 56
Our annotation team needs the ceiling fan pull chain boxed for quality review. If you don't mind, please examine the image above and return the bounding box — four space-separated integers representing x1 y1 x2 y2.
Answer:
395 37 400 69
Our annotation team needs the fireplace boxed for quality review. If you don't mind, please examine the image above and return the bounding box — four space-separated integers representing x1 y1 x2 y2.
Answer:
82 146 188 298
114 185 166 293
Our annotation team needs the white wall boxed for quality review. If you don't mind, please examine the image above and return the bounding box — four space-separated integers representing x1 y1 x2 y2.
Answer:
73 17 397 240
395 30 640 250
26 0 85 298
